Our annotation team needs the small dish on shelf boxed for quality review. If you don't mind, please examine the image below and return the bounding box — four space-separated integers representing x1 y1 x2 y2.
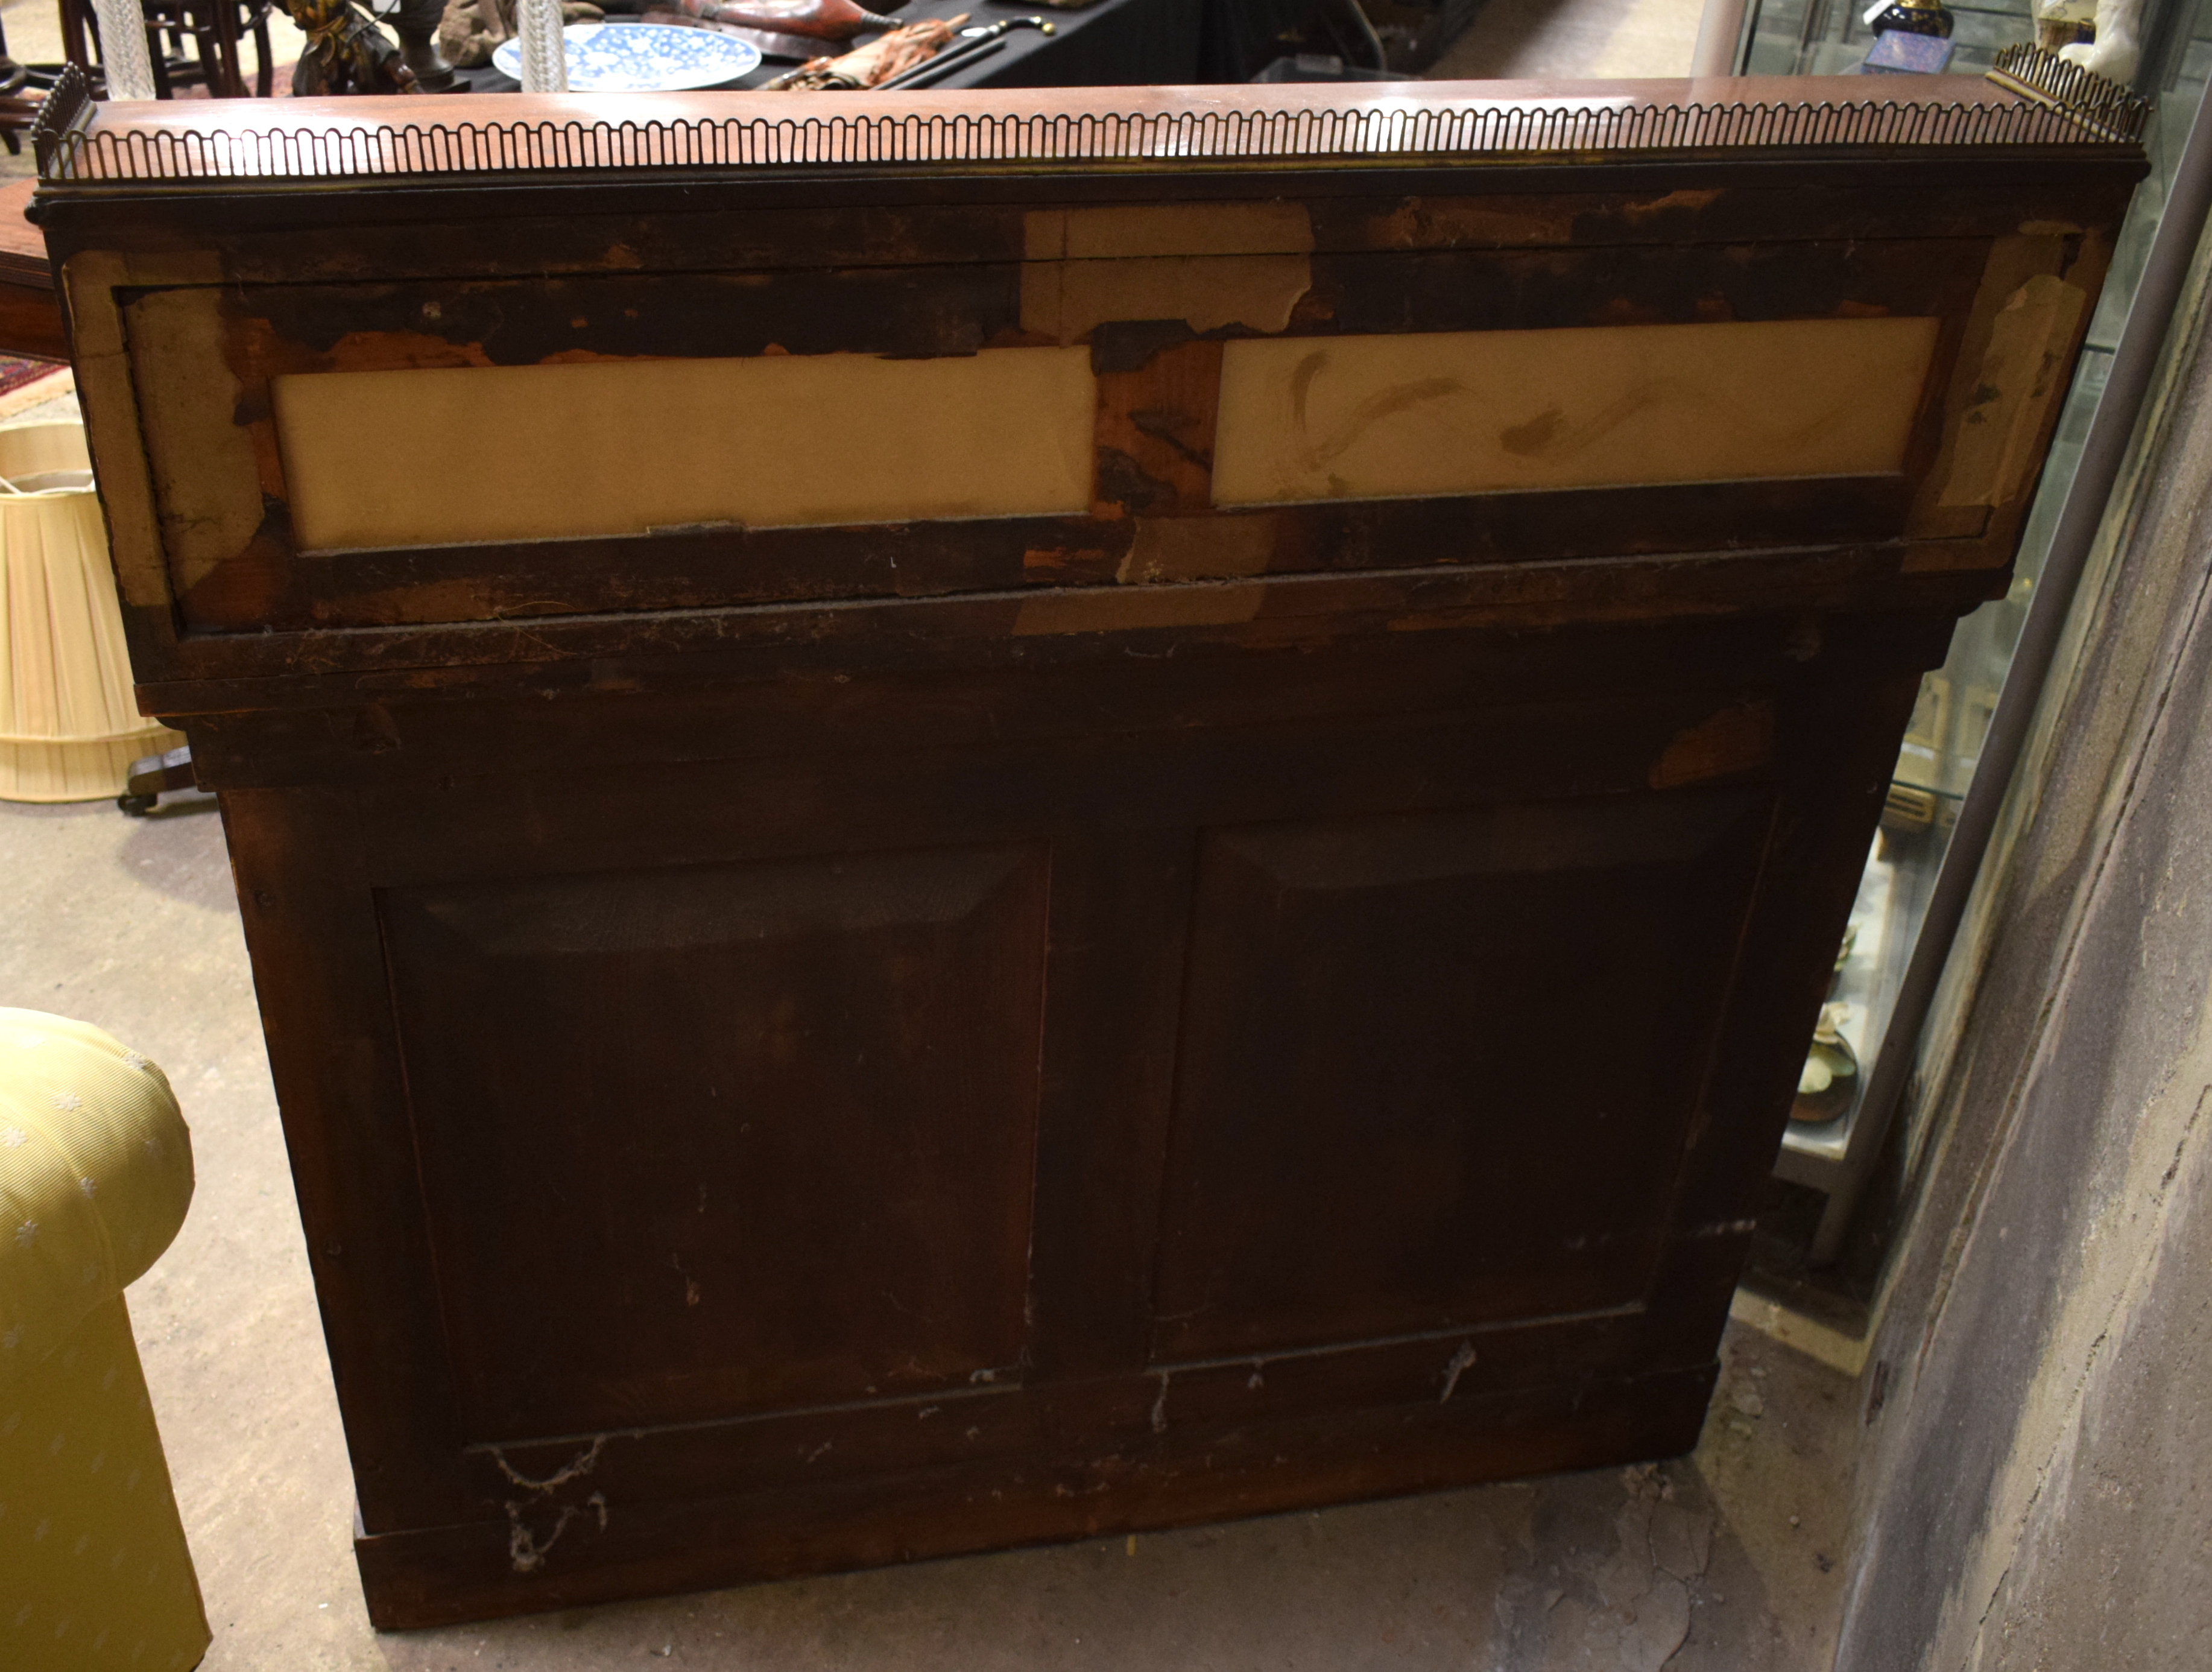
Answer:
1790 1002 1859 1126
492 22 763 92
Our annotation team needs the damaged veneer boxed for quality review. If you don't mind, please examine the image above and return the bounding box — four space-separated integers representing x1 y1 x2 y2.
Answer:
98 186 2109 637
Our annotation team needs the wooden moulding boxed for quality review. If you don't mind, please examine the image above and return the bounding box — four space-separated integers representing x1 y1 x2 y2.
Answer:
27 68 2146 183
353 1361 1721 1629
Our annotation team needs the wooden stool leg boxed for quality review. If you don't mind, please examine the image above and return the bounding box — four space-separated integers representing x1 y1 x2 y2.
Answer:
210 0 246 96
60 0 92 76
182 22 214 90
147 20 173 97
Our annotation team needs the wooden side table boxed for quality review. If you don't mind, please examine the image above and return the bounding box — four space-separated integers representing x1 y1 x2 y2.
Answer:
0 180 62 361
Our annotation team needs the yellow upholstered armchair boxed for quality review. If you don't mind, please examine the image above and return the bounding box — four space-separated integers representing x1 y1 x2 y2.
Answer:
0 1009 210 1671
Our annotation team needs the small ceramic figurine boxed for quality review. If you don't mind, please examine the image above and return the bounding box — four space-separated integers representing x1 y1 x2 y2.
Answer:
283 0 457 90
285 0 421 91
2039 0 2143 83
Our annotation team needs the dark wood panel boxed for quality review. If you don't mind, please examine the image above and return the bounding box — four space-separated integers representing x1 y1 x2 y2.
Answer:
335 686 1792 892
0 283 66 361
381 844 1049 1438
209 642 1921 1570
213 264 1025 372
1152 790 1771 1361
1022 829 1195 1381
168 607 1949 793
210 238 1973 376
1629 663 1930 1354
219 788 476 1531
1311 236 1983 335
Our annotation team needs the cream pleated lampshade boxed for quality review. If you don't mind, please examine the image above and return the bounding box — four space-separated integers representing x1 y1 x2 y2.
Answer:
0 423 183 803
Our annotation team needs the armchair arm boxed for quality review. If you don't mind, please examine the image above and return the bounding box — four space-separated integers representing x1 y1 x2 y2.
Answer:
0 1009 194 1385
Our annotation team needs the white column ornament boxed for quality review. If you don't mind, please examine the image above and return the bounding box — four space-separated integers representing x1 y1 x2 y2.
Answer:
517 0 570 92
89 0 157 101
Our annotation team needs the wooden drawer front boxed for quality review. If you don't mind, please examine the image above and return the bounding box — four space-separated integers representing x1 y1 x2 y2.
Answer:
118 230 2020 636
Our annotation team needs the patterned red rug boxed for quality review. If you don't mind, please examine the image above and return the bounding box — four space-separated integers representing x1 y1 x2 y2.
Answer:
0 353 71 421
0 352 65 402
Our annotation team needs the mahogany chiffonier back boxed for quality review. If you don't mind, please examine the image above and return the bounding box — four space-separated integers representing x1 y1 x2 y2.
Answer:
31 60 2144 1626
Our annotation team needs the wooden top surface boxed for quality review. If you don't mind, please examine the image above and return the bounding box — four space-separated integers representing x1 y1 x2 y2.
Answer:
0 179 46 287
33 66 2142 185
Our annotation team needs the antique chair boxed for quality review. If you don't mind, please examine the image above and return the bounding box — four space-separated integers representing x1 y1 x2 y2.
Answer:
59 0 279 98
0 1010 210 1671
0 19 33 154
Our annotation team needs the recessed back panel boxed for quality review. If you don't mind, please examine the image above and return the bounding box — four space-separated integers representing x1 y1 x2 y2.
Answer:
381 843 1050 1439
1153 791 1769 1361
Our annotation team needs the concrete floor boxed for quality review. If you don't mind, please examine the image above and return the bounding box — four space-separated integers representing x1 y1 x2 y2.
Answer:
1 728 1855 1672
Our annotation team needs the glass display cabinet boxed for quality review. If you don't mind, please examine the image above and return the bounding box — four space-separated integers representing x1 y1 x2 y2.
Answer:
1736 0 2212 1258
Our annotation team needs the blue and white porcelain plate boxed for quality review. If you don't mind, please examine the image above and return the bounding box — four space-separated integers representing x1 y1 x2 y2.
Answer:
494 23 763 92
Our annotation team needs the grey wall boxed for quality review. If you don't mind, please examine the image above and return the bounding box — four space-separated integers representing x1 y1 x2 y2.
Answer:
1836 263 2212 1670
